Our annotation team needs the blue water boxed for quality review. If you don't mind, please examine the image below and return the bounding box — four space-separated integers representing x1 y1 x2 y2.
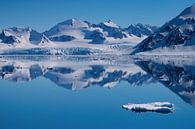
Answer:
0 56 195 129
0 77 194 129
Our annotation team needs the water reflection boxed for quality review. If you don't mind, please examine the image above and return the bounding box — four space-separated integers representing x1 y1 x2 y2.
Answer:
0 55 195 108
0 56 154 89
135 57 195 108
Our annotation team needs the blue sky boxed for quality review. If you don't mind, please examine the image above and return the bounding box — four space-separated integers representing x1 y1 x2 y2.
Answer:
0 0 194 32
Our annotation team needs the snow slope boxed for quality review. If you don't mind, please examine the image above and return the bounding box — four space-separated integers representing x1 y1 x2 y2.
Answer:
44 18 89 40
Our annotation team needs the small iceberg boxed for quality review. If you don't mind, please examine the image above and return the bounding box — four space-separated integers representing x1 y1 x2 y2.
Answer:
122 102 175 114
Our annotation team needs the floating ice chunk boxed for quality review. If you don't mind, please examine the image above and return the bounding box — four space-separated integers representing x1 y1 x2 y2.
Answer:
122 102 175 114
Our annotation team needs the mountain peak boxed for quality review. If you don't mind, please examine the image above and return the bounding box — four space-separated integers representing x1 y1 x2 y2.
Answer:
127 23 158 37
102 20 119 28
3 27 32 37
58 18 89 28
178 4 195 19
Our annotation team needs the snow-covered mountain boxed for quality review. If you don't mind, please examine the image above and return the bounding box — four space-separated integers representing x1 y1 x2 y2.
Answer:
44 18 90 41
132 4 195 55
126 23 158 37
0 27 51 47
43 18 156 43
0 19 157 55
43 18 107 43
96 20 128 39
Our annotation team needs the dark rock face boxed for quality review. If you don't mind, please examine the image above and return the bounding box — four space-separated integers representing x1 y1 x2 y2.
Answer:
98 22 127 39
85 30 106 44
49 35 76 42
0 31 18 44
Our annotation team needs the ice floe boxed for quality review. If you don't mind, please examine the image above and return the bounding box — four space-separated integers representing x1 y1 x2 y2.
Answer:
122 102 175 114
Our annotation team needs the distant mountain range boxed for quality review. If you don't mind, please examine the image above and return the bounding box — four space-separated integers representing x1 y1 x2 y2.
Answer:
132 4 195 55
0 19 157 46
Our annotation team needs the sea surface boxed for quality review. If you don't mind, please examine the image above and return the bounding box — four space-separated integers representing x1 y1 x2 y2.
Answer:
0 55 194 129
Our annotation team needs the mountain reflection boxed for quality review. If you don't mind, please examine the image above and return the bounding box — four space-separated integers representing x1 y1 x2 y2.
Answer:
0 56 154 89
0 55 195 107
136 58 195 108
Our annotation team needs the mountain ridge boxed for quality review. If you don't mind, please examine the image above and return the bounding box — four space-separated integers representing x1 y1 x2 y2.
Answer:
132 3 195 55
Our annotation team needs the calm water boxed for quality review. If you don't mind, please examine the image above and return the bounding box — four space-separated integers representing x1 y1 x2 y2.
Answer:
0 55 194 129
